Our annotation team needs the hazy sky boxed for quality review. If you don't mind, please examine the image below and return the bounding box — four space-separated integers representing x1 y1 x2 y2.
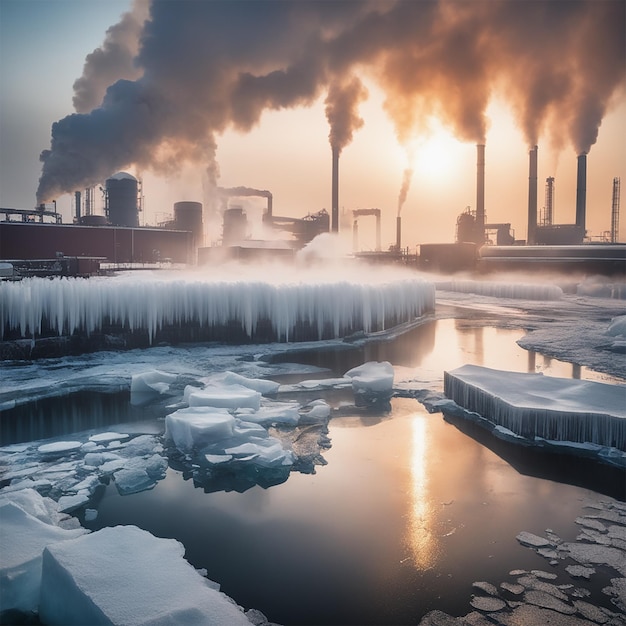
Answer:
1 0 624 248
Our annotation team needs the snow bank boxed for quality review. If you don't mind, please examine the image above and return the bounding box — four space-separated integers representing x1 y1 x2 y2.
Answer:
0 274 435 343
436 279 563 300
444 364 626 450
38 525 253 626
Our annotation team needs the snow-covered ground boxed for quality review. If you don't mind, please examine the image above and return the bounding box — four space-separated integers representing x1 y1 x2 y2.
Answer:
1 271 625 624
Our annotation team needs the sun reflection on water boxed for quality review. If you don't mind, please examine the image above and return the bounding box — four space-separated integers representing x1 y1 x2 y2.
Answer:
407 416 440 570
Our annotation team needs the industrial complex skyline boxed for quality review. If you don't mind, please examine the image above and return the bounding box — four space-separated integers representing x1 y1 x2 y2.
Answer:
1 0 624 247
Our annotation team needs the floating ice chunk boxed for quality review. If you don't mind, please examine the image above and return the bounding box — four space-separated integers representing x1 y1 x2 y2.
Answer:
225 438 295 467
516 531 553 548
165 407 236 453
344 361 395 393
113 468 155 495
560 542 626 576
607 315 626 338
566 565 595 579
469 596 506 611
37 441 82 456
524 589 577 614
0 489 68 528
187 383 262 410
472 581 499 595
84 509 98 522
301 400 331 422
0 502 88 613
236 402 301 425
83 451 123 467
89 432 130 443
202 371 280 395
205 454 233 464
131 370 177 396
38 525 253 626
58 492 91 513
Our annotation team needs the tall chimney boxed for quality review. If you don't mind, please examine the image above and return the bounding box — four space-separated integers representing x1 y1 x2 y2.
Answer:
396 216 402 251
331 146 339 232
74 190 81 220
266 193 273 218
575 153 587 234
527 145 538 245
475 144 485 245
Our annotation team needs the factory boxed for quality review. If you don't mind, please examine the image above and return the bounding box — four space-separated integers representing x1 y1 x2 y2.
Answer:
0 142 624 278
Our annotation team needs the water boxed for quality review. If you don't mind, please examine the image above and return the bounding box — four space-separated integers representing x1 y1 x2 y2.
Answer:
30 318 617 625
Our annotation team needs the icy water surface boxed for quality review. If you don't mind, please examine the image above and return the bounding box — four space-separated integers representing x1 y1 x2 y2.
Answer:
45 318 620 626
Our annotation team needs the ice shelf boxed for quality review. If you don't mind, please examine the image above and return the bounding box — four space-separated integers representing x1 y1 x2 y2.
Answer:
0 274 435 346
444 364 626 451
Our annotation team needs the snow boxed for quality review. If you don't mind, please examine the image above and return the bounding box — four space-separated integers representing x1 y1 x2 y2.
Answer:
444 364 626 451
0 271 435 344
38 525 253 626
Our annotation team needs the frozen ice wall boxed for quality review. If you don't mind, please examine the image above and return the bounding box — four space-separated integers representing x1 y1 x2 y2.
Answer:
444 364 626 452
0 269 435 345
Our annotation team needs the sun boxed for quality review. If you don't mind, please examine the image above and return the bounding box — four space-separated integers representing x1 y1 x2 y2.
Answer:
413 127 462 183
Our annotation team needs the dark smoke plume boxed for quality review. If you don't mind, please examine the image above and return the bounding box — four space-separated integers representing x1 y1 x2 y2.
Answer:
73 0 149 114
325 76 368 154
37 0 626 203
397 166 413 217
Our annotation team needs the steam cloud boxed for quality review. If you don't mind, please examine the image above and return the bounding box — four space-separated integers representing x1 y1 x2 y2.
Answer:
37 0 625 203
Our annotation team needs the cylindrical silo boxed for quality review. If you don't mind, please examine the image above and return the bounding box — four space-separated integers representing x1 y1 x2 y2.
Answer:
174 201 204 251
106 172 139 227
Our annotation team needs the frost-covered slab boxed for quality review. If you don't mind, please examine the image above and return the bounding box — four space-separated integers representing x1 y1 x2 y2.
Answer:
444 364 626 450
38 525 252 626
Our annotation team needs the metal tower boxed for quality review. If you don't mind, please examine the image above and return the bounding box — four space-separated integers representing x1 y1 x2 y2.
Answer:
611 177 620 243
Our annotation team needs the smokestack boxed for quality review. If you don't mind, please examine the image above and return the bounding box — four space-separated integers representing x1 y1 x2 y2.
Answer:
527 145 538 244
575 153 587 234
476 144 485 245
396 216 402 251
352 219 358 253
267 193 273 217
74 190 81 220
331 146 339 232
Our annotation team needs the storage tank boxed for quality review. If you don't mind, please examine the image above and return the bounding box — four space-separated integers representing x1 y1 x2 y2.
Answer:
223 207 247 246
174 201 203 248
106 172 139 227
